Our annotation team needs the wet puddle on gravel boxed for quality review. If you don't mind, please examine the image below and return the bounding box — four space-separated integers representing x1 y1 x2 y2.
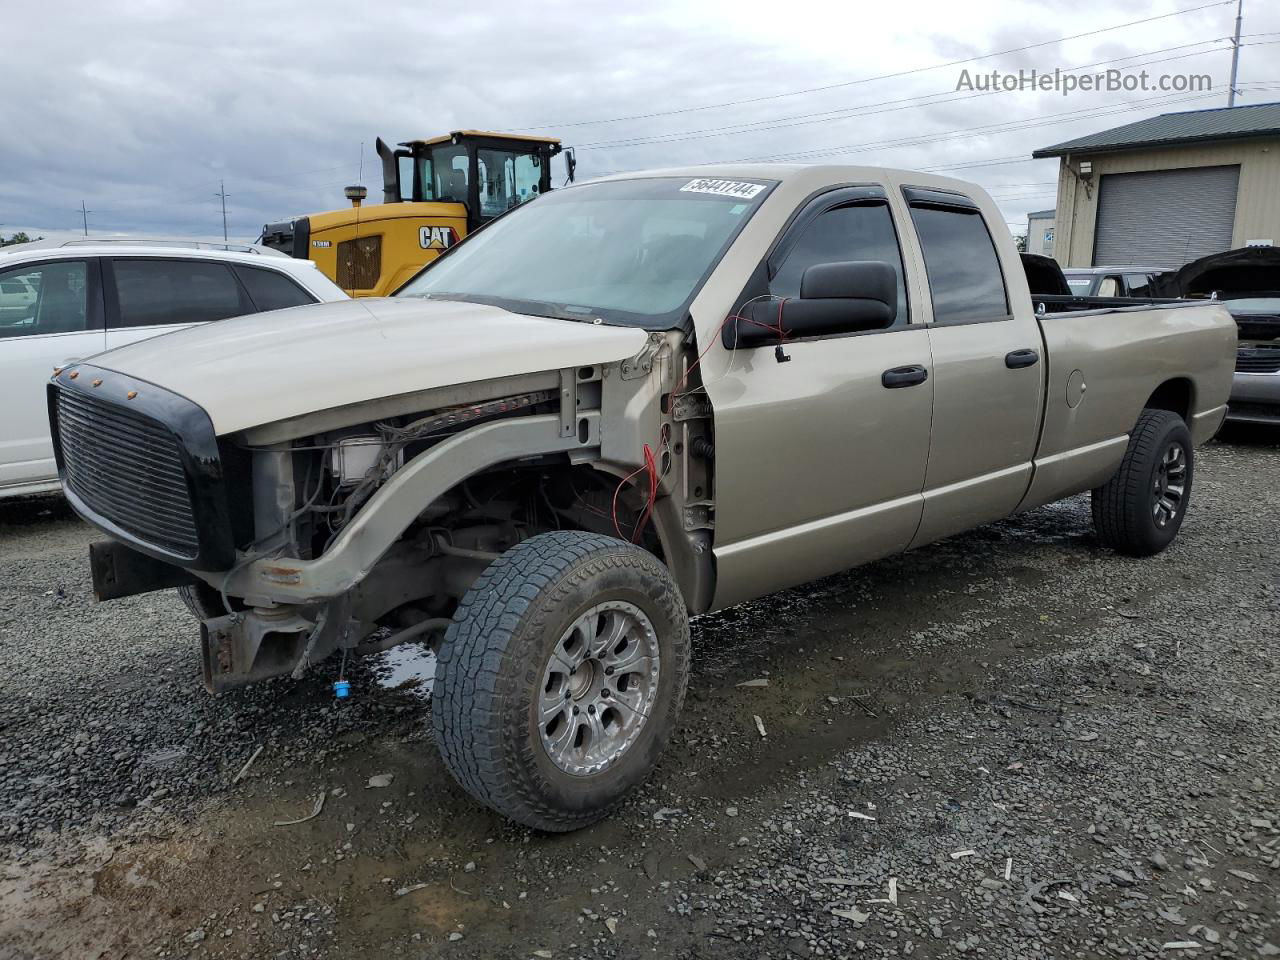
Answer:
370 642 436 697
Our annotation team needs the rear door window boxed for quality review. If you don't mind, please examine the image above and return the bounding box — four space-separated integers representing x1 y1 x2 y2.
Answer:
908 204 1009 324
111 259 250 328
770 201 908 327
234 266 315 312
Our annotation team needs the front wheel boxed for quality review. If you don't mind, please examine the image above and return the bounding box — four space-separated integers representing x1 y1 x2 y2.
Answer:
1092 409 1193 556
431 531 690 831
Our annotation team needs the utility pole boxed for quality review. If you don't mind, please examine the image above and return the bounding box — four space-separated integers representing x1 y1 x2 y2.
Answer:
214 180 230 242
79 201 92 236
1228 0 1243 107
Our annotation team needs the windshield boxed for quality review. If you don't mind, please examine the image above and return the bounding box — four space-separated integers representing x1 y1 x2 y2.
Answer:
396 176 773 328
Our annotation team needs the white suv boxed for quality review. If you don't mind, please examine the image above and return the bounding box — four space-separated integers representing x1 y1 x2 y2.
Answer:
0 241 347 499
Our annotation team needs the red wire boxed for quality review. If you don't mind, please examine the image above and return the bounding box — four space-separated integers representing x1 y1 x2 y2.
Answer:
610 460 649 540
611 301 788 542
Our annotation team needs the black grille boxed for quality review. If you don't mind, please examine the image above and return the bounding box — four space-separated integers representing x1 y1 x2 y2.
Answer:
1236 348 1280 374
56 388 200 558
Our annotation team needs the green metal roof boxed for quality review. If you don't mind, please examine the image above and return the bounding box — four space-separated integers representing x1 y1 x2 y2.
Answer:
1032 101 1280 158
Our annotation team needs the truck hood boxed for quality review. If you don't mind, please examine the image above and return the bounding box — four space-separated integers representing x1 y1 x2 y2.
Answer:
89 297 649 435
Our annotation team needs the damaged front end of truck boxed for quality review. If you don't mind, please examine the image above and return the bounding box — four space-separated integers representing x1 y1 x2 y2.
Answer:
50 333 714 694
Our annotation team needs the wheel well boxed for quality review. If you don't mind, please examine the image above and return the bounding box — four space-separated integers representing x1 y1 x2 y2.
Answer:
1144 378 1194 422
447 462 666 561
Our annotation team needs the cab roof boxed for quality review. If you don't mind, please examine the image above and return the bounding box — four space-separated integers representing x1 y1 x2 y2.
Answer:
402 130 562 148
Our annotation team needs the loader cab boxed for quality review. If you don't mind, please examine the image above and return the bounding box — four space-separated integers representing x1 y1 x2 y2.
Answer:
260 131 568 298
378 131 565 233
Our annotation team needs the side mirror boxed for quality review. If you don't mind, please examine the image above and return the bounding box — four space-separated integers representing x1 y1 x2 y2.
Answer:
726 261 897 349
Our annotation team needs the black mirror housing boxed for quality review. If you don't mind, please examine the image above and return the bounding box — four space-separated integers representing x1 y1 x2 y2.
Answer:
799 260 895 303
726 260 897 348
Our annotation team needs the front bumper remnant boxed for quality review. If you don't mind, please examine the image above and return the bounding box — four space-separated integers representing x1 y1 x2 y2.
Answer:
200 597 357 694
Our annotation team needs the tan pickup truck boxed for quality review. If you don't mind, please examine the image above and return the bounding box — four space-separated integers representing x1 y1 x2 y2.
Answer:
48 164 1235 830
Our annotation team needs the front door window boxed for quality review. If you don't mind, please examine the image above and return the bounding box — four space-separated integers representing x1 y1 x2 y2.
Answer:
0 260 89 338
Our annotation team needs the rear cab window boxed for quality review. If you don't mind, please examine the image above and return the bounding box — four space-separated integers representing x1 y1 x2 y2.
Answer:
905 189 1009 324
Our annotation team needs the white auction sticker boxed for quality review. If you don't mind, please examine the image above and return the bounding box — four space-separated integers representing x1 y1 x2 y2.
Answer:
680 178 766 199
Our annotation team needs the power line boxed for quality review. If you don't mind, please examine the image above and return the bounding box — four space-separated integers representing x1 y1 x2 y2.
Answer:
519 0 1235 130
720 88 1227 164
573 38 1239 151
721 75 1280 168
576 79 1275 182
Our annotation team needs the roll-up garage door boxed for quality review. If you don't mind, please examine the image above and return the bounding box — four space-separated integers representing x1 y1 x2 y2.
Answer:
1093 165 1239 269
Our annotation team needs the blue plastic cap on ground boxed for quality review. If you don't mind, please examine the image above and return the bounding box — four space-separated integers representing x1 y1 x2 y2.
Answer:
333 680 351 699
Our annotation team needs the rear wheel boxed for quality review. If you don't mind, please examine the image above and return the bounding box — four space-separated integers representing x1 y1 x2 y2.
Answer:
431 531 689 831
1091 409 1193 556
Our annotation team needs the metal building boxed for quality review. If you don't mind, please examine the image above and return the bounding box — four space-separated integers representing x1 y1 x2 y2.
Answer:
1026 209 1056 257
1034 102 1280 269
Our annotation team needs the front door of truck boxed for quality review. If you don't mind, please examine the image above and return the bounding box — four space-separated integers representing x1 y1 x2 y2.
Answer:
704 188 934 608
900 189 1044 546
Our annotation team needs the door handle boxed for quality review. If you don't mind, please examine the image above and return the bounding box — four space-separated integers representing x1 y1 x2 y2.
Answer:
1005 348 1039 369
881 364 929 388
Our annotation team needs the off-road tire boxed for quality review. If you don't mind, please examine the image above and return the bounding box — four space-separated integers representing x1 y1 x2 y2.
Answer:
1092 409 1193 556
431 531 690 832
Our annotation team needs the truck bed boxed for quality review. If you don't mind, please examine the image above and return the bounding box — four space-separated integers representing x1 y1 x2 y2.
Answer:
1033 294 1183 314
1016 299 1236 513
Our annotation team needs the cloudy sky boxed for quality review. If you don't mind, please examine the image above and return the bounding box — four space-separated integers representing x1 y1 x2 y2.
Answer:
2 0 1277 243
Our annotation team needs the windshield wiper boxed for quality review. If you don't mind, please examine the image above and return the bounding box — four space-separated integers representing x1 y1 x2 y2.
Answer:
418 291 607 323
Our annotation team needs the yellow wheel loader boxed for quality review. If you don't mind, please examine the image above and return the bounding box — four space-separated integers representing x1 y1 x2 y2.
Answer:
261 131 569 297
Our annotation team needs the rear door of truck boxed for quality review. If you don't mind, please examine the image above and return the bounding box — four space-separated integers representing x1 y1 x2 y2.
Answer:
895 186 1045 547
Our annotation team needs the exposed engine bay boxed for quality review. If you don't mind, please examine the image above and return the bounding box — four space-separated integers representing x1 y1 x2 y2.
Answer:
169 351 713 693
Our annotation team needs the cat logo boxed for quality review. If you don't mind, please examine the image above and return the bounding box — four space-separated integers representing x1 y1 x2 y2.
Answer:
419 226 456 250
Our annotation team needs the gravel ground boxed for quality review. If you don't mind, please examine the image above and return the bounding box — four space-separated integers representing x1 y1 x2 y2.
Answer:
0 428 1277 959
